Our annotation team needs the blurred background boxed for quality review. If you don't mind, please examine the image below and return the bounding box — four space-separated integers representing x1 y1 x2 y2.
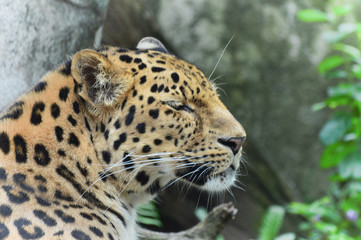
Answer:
1 0 361 239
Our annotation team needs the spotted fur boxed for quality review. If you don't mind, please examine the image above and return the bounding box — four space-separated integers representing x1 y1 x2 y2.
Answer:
0 37 246 239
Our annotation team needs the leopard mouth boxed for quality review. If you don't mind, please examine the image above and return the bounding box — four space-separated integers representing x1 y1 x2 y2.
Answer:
175 163 237 192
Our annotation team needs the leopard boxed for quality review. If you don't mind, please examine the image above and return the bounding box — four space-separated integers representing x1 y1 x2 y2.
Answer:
0 37 246 240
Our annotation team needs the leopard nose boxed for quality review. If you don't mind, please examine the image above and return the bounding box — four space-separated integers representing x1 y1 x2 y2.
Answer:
217 137 246 155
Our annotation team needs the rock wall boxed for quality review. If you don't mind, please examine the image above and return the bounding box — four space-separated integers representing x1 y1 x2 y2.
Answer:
0 0 109 110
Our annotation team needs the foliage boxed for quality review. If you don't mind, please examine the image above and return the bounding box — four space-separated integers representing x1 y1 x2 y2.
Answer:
282 1 361 239
256 205 295 240
136 200 163 228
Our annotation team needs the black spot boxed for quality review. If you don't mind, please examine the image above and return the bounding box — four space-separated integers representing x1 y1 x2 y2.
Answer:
108 233 115 240
136 171 150 186
138 63 147 70
13 173 34 193
171 72 179 83
2 185 29 204
91 214 107 225
102 151 111 164
165 110 173 115
67 115 77 126
0 205 12 217
0 101 24 121
164 86 170 93
73 101 80 114
58 150 66 156
13 135 27 163
116 48 128 53
80 212 93 220
76 162 89 177
113 133 127 150
36 196 51 207
33 177 45 184
59 87 70 101
121 97 128 110
54 190 74 202
133 137 139 143
100 122 105 133
114 119 121 129
140 76 147 84
51 103 60 119
71 230 91 240
33 82 47 92
146 179 161 194
60 59 72 76
53 231 64 236
149 109 159 119
54 209 75 223
0 168 6 180
37 185 47 193
84 117 91 131
156 60 166 64
34 144 51 166
89 226 103 237
68 133 80 147
0 223 9 239
150 84 158 93
104 130 109 140
166 134 173 140
119 55 133 63
55 126 64 142
147 96 155 104
0 132 10 155
33 210 57 226
125 105 136 126
30 102 45 125
14 218 44 239
158 84 164 92
136 123 146 134
134 58 142 63
142 145 151 153
123 153 134 171
151 67 165 72
154 139 163 145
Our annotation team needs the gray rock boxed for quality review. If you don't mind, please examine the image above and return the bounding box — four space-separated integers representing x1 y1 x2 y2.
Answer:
0 0 109 110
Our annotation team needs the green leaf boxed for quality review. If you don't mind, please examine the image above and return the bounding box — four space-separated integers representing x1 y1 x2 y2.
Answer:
325 95 350 108
334 44 361 59
323 31 347 43
321 141 356 168
195 207 208 221
325 70 348 79
136 201 163 228
275 233 296 240
332 5 353 16
258 206 285 240
338 23 358 35
352 65 361 79
318 56 344 74
338 152 361 179
312 102 327 111
297 9 329 22
319 112 352 146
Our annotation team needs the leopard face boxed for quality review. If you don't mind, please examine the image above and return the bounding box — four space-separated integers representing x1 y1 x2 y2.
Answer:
73 39 246 197
0 37 245 239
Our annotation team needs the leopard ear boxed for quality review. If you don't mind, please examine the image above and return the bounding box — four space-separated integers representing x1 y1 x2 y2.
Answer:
136 37 169 54
71 50 132 113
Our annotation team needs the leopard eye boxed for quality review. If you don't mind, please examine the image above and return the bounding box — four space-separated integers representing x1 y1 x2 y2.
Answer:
166 101 194 113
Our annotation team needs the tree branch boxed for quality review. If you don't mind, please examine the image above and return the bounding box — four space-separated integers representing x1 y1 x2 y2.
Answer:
137 202 238 240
